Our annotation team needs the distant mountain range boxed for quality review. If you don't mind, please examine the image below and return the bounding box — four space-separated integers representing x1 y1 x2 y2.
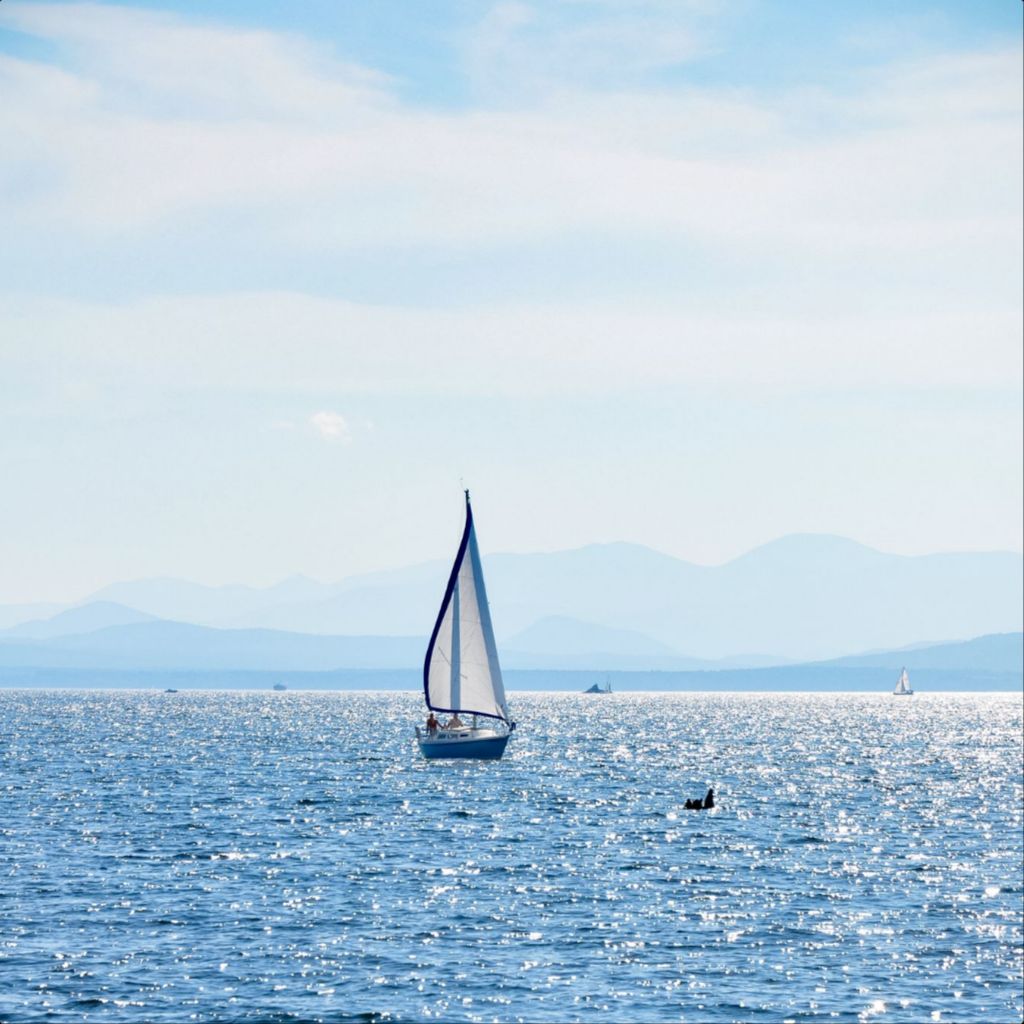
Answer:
0 620 424 672
0 607 1019 680
1 534 1020 670
820 632 1023 673
1 601 159 639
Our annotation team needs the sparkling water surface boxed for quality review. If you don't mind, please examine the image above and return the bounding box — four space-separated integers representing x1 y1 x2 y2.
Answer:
1 690 1021 1023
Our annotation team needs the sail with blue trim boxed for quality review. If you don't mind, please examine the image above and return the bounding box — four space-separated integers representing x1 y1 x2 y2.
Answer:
423 492 511 724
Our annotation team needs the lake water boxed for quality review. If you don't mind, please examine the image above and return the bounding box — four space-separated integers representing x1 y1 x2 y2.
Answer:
1 690 1021 1023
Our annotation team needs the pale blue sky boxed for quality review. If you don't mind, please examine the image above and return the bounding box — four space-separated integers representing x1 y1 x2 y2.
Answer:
1 0 1021 603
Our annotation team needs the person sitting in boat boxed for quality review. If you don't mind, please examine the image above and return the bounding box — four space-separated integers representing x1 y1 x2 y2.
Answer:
445 713 464 730
684 788 716 810
426 712 439 734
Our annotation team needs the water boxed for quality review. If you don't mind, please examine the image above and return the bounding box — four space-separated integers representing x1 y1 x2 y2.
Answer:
1 690 1021 1023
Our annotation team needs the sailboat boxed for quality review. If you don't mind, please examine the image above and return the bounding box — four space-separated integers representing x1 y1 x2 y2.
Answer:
893 667 913 696
416 491 515 760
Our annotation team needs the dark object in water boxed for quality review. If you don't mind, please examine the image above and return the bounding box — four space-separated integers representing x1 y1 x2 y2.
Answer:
685 787 715 811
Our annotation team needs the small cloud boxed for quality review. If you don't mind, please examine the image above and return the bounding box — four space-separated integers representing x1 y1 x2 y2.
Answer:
309 410 352 443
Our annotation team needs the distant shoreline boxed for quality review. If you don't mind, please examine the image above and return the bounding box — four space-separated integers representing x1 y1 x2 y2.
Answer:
1 667 1020 693
0 688 1020 696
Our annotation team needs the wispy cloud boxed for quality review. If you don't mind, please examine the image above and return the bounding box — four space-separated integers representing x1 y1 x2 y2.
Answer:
462 0 713 99
0 2 1019 594
2 292 1018 413
0 4 1018 422
309 410 352 443
0 2 1018 264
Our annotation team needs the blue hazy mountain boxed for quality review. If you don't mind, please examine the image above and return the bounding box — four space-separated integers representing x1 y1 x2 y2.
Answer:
0 534 1019 663
0 601 158 639
820 632 1023 672
221 536 1021 661
0 616 1019 680
0 621 424 671
0 602 65 631
498 615 786 670
504 615 681 658
84 574 336 625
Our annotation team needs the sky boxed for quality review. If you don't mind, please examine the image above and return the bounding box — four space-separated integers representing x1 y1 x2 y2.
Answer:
0 0 1021 604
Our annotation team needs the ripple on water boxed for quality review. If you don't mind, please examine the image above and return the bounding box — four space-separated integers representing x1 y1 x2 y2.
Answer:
0 690 1021 1023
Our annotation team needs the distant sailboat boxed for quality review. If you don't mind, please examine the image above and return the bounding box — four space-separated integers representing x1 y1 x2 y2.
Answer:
583 678 612 694
893 667 913 696
416 491 515 760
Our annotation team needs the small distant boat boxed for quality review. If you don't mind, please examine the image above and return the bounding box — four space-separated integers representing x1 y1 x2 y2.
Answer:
583 679 612 694
893 667 913 696
273 682 287 692
416 491 515 760
163 688 179 694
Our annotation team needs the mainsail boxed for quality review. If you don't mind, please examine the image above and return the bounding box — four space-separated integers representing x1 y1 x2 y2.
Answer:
893 668 912 695
423 492 510 723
